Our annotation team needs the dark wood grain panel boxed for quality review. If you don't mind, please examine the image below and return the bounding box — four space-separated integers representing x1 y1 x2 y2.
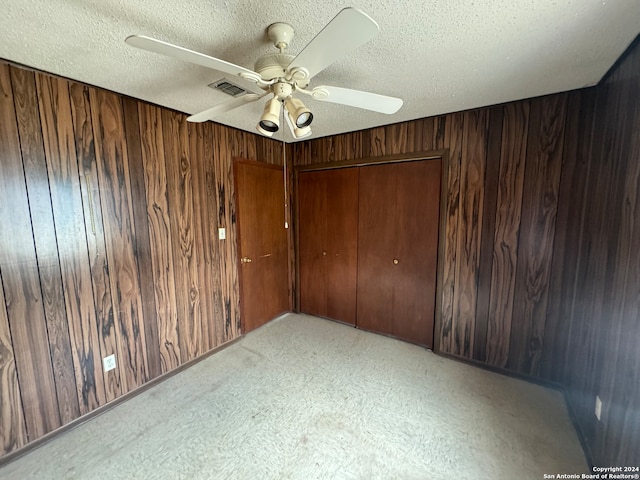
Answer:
508 94 567 375
122 97 162 379
433 115 447 149
293 140 312 166
473 106 503 362
0 64 61 439
485 102 529 368
336 130 363 160
10 67 81 424
369 126 386 157
418 117 434 151
452 109 488 358
188 121 214 355
439 112 464 353
589 43 640 466
68 82 119 402
217 124 241 340
202 121 225 347
0 270 27 455
36 74 109 416
137 103 181 372
385 121 409 155
563 83 614 455
162 110 203 363
541 91 593 382
90 87 149 392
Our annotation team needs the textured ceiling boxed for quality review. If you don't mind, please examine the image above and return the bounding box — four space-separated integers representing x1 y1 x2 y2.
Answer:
1 0 639 142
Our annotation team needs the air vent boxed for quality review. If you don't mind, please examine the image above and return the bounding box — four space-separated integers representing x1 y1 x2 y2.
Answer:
208 79 247 97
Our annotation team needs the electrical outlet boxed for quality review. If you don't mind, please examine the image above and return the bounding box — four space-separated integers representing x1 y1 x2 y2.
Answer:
218 228 226 240
103 354 116 373
595 395 602 421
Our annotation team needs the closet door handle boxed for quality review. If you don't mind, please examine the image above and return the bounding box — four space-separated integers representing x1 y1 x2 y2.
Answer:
241 257 252 264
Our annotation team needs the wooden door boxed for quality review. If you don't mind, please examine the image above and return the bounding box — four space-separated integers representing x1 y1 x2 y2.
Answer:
235 160 289 333
324 168 359 324
298 168 358 325
356 164 397 334
357 159 441 347
298 170 327 317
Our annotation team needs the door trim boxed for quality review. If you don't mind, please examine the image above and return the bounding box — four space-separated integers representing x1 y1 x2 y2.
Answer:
295 150 447 172
294 149 449 354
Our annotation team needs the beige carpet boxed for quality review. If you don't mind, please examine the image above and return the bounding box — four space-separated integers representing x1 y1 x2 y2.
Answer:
0 313 587 479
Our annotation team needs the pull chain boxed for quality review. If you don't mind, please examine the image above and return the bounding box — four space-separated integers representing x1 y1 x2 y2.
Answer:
282 101 289 229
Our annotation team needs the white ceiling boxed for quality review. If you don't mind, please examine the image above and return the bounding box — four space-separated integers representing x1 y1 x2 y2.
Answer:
1 0 639 142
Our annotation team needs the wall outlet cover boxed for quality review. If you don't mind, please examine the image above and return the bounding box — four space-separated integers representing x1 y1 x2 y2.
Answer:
218 228 226 240
595 395 602 421
103 354 116 372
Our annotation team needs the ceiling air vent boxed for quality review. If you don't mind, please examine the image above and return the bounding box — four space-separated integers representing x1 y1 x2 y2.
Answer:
208 78 247 97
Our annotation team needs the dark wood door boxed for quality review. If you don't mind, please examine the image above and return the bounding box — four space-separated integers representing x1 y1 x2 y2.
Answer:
298 170 327 317
357 159 441 347
298 168 359 325
235 160 289 333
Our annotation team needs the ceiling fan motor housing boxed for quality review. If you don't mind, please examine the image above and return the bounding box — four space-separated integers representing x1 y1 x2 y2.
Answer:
254 53 294 81
254 53 310 89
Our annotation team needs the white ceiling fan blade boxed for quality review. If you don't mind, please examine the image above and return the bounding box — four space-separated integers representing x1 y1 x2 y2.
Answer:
126 35 259 79
187 93 264 123
312 86 403 114
287 8 379 80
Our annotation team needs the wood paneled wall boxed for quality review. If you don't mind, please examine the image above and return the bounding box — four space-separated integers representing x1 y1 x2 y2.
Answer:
551 39 640 465
294 36 640 465
0 61 285 457
293 96 570 376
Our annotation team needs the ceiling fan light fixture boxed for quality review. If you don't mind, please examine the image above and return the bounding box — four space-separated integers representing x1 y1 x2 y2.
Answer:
258 97 281 133
284 97 313 128
256 123 275 137
284 109 312 139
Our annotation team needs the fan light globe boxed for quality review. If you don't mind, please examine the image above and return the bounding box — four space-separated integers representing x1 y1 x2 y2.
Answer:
284 98 313 128
259 97 281 133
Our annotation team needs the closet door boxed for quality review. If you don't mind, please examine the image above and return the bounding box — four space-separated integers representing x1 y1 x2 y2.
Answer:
357 159 441 347
298 168 358 325
324 168 359 324
298 170 327 317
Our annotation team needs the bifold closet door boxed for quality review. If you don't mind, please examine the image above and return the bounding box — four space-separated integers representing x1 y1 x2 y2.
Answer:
298 168 358 325
357 159 441 347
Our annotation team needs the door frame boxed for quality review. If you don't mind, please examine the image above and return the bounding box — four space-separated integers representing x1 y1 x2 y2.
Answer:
233 158 292 334
294 149 449 354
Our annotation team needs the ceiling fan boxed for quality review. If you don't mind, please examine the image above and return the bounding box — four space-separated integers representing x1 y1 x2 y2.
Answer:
125 7 403 139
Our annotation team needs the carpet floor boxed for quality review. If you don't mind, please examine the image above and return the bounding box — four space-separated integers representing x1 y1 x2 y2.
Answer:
0 313 588 479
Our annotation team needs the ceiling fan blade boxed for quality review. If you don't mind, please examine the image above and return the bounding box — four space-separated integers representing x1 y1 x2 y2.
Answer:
187 93 264 123
126 35 259 79
287 8 379 80
312 86 403 114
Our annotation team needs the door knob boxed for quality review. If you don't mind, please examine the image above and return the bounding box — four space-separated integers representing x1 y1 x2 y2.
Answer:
393 258 399 265
322 251 327 256
241 257 252 264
